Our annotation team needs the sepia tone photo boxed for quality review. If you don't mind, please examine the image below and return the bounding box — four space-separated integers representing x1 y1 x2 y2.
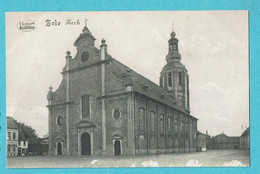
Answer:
6 11 249 168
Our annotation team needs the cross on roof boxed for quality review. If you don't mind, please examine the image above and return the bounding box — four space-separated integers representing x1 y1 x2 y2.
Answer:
85 18 88 27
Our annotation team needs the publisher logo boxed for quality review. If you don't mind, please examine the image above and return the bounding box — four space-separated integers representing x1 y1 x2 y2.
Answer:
17 21 37 32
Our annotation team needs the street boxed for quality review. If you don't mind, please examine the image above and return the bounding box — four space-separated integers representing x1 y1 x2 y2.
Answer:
7 149 249 168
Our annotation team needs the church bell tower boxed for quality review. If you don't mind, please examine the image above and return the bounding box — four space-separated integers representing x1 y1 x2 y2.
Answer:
160 29 190 112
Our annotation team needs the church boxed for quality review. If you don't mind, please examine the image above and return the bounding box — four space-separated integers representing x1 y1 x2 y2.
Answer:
47 23 198 156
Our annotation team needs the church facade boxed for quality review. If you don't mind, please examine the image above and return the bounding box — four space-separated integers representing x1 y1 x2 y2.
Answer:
47 24 198 156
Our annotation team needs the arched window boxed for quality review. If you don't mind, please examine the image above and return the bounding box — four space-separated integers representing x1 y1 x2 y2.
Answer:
185 123 189 138
181 121 183 138
173 44 177 51
160 114 164 136
175 119 178 137
168 117 171 135
162 76 165 88
194 126 197 140
150 111 155 133
168 72 172 87
179 71 183 86
139 108 145 135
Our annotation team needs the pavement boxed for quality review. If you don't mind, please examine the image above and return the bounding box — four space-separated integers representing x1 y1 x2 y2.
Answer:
7 149 250 168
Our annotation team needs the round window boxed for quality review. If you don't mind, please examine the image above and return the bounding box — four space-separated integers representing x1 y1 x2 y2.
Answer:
113 109 121 120
81 51 89 62
57 116 63 126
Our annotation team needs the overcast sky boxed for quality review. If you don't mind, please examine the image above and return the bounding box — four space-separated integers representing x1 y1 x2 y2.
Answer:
6 11 248 137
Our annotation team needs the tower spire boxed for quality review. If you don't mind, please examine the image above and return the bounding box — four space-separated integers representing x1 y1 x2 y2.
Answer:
160 25 190 111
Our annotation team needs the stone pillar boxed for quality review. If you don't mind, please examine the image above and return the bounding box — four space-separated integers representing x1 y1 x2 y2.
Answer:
47 86 53 155
187 75 190 111
184 74 188 110
126 92 135 155
100 39 107 155
189 119 193 151
178 113 181 153
77 129 80 155
65 51 71 155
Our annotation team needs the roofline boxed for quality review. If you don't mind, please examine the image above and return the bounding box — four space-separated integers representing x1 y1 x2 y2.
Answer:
110 58 163 89
6 116 20 130
214 133 240 138
108 57 198 120
134 91 198 120
6 127 20 130
197 130 208 136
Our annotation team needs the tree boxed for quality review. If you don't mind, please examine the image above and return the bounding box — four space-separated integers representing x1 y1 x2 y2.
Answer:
13 119 38 141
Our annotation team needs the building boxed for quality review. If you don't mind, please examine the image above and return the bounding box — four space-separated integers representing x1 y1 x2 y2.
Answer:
18 140 28 156
240 127 249 150
7 117 19 156
47 24 198 156
27 137 49 156
39 137 49 155
210 133 240 150
196 130 210 152
6 116 29 156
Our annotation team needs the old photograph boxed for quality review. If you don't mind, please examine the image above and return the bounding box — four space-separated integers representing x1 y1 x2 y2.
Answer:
6 11 249 168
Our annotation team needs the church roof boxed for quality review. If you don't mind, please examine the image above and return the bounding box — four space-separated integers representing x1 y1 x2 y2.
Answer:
6 116 19 130
197 131 211 138
110 57 196 118
197 131 206 136
214 133 239 139
241 127 249 137
162 61 187 72
215 133 228 137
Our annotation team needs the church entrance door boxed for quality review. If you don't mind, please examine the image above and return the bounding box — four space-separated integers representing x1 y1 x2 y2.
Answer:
81 132 91 155
114 140 121 156
57 143 62 155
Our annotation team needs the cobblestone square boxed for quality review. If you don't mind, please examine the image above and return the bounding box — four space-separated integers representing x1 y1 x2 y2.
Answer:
7 150 249 168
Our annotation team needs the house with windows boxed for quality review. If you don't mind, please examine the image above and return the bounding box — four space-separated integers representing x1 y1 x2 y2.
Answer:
196 130 210 151
18 140 28 156
7 116 29 156
240 127 250 150
6 116 19 156
209 133 240 149
47 24 198 156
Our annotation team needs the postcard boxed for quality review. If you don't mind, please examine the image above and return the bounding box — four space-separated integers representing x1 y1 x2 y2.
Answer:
5 11 249 168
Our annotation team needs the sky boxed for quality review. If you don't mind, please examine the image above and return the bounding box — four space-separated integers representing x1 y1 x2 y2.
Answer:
6 11 249 137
